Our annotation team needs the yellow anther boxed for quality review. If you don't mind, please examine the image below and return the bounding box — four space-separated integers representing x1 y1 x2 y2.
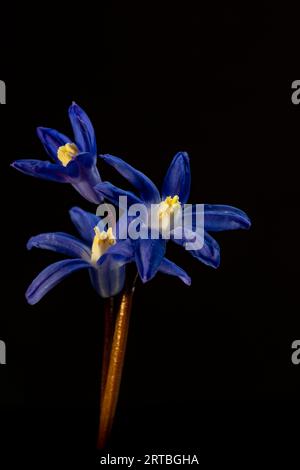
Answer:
165 195 179 207
91 226 116 263
159 195 181 218
157 194 181 232
57 143 79 167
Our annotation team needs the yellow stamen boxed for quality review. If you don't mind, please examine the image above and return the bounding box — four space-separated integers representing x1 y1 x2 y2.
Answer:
157 195 181 232
159 195 181 217
91 226 116 263
57 143 79 167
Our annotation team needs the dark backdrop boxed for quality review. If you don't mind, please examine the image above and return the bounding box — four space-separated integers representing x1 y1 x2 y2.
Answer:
0 2 299 465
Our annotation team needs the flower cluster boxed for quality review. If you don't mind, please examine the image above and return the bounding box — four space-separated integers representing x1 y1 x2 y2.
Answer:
12 103 251 303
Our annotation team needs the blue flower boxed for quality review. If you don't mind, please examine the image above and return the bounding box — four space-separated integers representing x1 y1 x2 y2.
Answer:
25 207 191 304
11 103 102 204
94 152 251 282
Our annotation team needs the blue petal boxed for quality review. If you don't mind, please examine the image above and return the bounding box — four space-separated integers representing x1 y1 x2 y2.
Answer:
37 127 70 161
158 258 191 285
161 152 191 203
27 232 91 260
69 207 102 244
100 154 161 203
68 102 97 154
26 259 90 305
89 264 126 298
172 228 220 268
97 239 134 267
189 204 251 231
11 159 68 182
89 239 134 297
67 152 102 204
75 152 98 170
94 182 143 207
134 238 166 282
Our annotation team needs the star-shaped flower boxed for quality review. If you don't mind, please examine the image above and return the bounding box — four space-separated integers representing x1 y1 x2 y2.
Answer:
11 103 102 203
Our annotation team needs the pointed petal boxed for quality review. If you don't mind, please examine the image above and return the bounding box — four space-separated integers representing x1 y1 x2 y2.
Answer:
27 232 91 260
94 182 142 207
69 207 102 244
68 102 96 154
37 127 70 161
26 259 90 305
100 154 161 203
97 239 134 268
191 232 220 268
67 152 102 204
11 159 68 182
187 204 251 231
172 228 220 268
162 152 191 203
158 257 191 285
134 238 166 282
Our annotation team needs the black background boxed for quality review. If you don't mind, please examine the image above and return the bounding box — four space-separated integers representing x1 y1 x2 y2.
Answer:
1 2 299 465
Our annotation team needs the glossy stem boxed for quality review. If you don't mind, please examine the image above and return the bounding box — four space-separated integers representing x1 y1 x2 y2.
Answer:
97 285 135 449
101 297 115 404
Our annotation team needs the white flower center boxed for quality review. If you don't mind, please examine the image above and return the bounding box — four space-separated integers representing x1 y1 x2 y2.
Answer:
91 226 116 263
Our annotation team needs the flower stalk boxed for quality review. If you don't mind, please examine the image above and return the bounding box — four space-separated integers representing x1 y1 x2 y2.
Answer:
97 282 136 449
101 297 115 404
